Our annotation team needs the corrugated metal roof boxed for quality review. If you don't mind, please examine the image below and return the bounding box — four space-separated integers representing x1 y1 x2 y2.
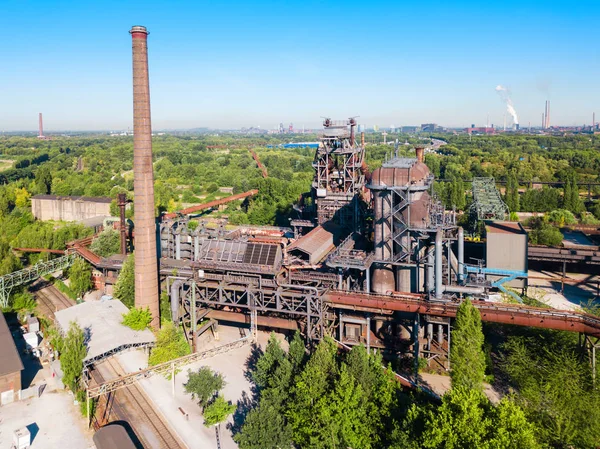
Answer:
288 223 343 264
369 160 431 188
0 312 24 376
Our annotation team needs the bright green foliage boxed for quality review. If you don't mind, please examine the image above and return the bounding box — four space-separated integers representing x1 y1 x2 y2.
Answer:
148 321 190 367
34 166 53 194
547 208 577 226
184 367 225 410
114 254 134 308
528 216 564 246
10 291 36 313
520 186 560 212
121 307 152 331
203 395 236 427
505 170 520 212
412 387 541 449
252 333 286 390
0 239 22 276
450 299 486 391
287 337 339 446
310 363 372 449
287 331 306 374
61 322 87 391
90 228 121 257
503 335 600 448
562 173 584 214
234 395 294 449
69 258 92 297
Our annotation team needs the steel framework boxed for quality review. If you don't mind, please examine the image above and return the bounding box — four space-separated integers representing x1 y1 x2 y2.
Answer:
0 254 76 307
180 277 327 341
469 177 509 221
85 336 251 399
313 118 365 229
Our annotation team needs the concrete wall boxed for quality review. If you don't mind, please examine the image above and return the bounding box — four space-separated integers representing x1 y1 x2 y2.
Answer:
0 371 21 406
32 197 111 222
486 230 528 288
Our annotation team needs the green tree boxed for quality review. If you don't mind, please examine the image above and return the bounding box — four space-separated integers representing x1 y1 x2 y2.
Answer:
203 395 236 427
314 363 372 449
35 166 53 194
184 367 225 411
252 333 286 390
287 337 338 446
417 386 541 449
69 258 92 298
90 228 121 257
505 170 520 212
235 395 294 449
288 331 306 374
114 254 134 308
148 321 190 367
121 307 152 331
450 299 486 391
61 322 87 391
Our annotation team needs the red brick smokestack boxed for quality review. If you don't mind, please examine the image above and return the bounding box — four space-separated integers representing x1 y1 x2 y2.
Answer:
130 26 159 328
415 146 425 163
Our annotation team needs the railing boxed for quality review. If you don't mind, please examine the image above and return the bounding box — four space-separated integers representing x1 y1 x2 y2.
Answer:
0 254 76 307
86 336 251 399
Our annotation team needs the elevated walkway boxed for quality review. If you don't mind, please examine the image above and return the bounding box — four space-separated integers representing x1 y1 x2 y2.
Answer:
0 254 75 307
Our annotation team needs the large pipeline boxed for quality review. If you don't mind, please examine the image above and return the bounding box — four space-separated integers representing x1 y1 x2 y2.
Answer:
325 290 600 337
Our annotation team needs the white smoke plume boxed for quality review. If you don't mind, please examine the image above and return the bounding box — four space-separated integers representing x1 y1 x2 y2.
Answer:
495 85 519 125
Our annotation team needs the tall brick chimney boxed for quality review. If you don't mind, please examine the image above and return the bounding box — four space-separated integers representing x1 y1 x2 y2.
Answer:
130 26 159 328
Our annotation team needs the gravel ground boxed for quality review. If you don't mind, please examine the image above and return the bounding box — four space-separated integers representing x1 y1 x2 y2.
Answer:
527 269 599 310
0 391 94 449
115 327 287 449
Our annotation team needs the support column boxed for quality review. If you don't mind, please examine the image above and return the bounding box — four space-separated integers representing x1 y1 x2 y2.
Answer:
413 314 420 383
191 282 197 352
366 315 371 354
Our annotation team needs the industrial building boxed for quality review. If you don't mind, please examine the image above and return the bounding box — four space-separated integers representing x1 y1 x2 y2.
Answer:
31 195 112 222
0 313 23 405
63 26 600 387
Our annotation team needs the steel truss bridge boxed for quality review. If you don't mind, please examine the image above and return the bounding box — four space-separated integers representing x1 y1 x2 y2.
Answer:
0 254 76 307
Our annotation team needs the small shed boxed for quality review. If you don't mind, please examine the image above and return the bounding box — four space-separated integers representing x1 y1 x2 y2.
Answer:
0 313 24 405
485 221 528 289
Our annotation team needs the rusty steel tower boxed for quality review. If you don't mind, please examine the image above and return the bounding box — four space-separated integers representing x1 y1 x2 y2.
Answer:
130 26 159 328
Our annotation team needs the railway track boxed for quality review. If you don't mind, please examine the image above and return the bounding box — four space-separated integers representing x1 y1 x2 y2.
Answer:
92 357 186 449
32 281 76 320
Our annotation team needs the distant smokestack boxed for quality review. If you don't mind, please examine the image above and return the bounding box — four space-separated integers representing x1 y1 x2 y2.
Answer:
130 25 159 328
38 113 44 138
546 100 550 129
415 146 425 163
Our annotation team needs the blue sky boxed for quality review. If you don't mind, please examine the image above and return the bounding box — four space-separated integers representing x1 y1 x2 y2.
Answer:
0 0 598 131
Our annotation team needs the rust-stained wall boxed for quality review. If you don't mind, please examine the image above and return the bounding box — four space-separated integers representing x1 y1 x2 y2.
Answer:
31 196 111 221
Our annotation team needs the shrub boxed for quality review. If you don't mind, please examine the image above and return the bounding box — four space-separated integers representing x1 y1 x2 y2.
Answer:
122 307 152 331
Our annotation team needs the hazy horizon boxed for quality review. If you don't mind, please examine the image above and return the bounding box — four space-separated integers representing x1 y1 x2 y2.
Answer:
1 0 598 132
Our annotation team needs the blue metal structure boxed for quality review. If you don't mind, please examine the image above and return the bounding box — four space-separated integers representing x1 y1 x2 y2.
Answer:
465 265 528 303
